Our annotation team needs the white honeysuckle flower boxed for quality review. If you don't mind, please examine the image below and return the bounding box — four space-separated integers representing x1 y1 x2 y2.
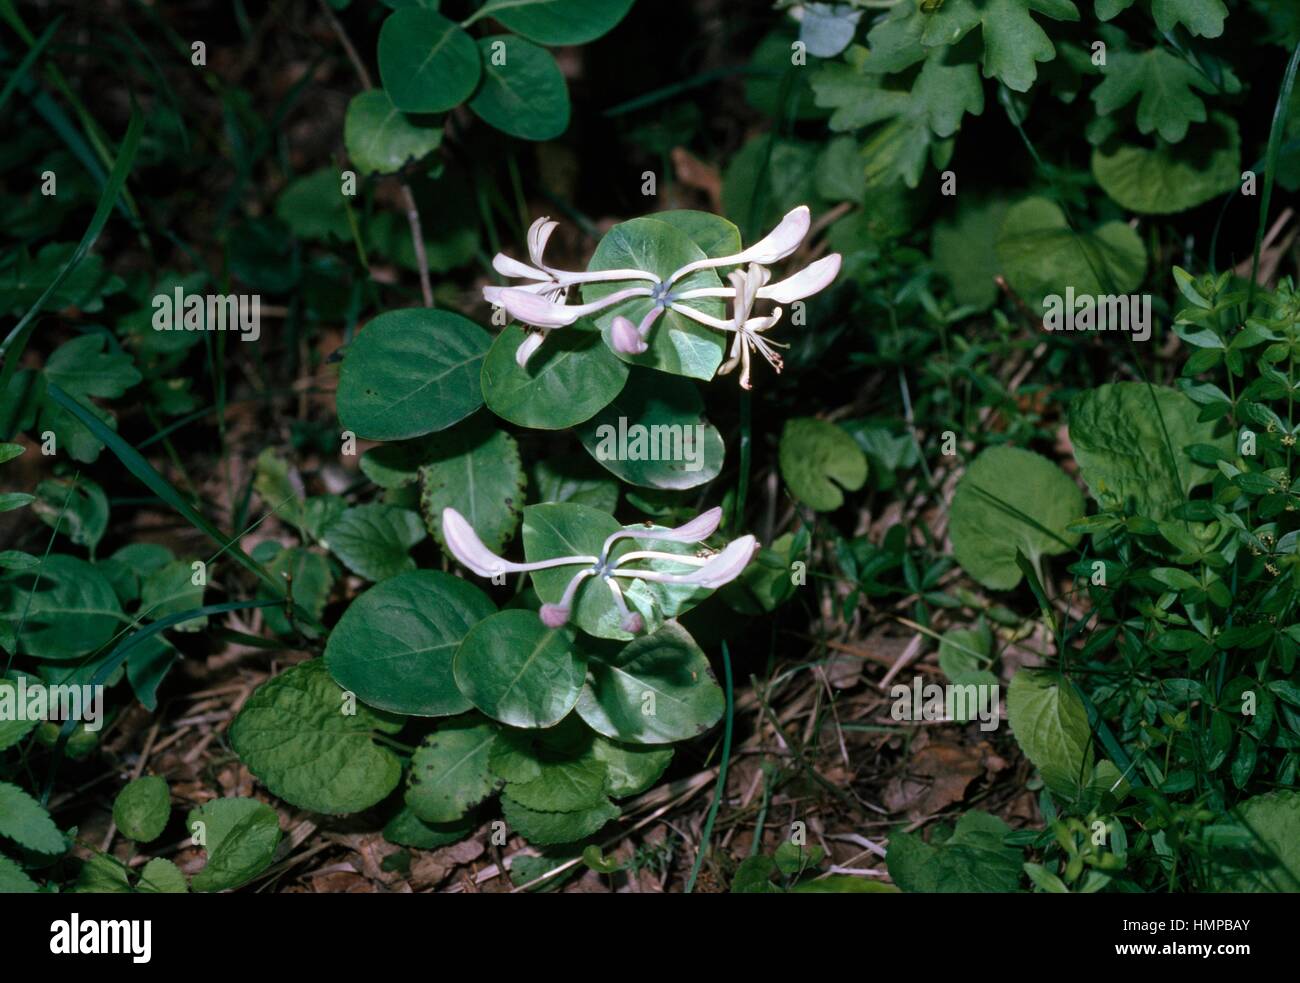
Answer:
715 264 788 390
440 506 755 633
483 206 839 383
666 206 811 282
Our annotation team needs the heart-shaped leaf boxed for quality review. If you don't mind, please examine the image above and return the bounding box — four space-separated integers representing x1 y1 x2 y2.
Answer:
325 570 495 717
1092 113 1239 215
0 555 122 660
778 417 869 511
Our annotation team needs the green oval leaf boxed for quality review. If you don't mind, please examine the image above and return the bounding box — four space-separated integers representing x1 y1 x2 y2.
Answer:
469 36 570 140
482 320 628 430
112 776 170 844
378 8 481 113
499 793 619 846
344 89 443 176
0 555 122 660
576 623 724 744
406 718 499 823
576 368 724 489
230 660 404 814
453 610 586 728
478 0 635 45
337 308 491 441
322 503 427 582
1006 670 1094 799
325 570 495 717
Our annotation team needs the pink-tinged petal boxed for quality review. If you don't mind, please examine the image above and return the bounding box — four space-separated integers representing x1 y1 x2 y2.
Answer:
667 206 812 281
516 330 547 368
498 287 583 327
553 267 660 287
616 536 758 588
493 253 549 281
743 206 810 264
483 285 505 306
528 217 559 267
539 604 570 628
620 611 644 633
609 315 648 355
442 508 597 576
758 253 841 303
441 508 520 577
600 506 723 556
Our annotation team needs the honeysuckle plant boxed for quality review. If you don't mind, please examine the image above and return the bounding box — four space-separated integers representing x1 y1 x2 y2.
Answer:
485 205 842 388
442 505 758 632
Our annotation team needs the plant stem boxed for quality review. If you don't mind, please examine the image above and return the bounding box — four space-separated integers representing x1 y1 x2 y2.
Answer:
685 641 733 893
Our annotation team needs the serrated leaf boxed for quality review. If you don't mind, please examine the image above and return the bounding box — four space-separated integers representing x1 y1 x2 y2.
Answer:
322 503 426 582
886 810 1022 892
230 660 403 815
137 857 188 893
0 781 65 854
1069 382 1231 518
1007 671 1093 798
